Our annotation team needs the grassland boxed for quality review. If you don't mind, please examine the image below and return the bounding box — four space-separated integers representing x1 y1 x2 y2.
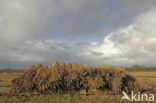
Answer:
130 71 156 90
0 73 21 87
0 94 135 103
0 71 156 103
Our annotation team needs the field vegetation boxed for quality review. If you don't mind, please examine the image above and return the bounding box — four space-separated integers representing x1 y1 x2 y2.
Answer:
10 62 139 95
0 73 21 87
126 65 156 71
0 63 156 103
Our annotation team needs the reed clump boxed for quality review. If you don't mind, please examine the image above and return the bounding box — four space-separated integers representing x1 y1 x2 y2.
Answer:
10 61 140 94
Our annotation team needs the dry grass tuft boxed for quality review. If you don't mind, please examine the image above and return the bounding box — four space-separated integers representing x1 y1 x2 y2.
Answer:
10 61 140 94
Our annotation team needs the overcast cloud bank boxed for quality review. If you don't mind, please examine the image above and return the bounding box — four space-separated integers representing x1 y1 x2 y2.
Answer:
0 0 156 68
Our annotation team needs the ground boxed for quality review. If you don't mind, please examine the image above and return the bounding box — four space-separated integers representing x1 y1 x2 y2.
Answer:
0 71 156 103
0 73 21 87
131 71 156 89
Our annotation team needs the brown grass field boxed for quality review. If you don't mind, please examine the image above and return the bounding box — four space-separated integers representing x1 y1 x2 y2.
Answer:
0 71 156 103
0 73 21 87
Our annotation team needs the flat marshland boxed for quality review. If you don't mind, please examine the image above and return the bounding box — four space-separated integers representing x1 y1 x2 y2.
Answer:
0 70 156 103
0 73 21 87
131 71 156 90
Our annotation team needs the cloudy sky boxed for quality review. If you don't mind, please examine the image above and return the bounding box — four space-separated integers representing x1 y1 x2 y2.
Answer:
0 0 156 69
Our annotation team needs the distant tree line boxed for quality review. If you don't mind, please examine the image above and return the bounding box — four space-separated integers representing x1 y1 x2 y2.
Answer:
1 65 156 73
126 65 156 71
0 68 24 73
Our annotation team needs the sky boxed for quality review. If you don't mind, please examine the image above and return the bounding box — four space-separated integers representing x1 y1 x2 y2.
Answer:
0 0 156 69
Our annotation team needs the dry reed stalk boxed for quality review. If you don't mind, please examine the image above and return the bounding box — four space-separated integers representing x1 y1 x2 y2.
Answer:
10 62 140 94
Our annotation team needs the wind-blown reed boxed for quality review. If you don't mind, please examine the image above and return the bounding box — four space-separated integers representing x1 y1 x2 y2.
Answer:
10 61 139 94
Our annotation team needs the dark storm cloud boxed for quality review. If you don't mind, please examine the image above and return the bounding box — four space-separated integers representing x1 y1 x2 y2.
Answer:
0 0 156 68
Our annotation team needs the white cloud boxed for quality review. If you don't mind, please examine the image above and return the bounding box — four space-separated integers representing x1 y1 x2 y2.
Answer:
88 8 156 66
1 8 156 67
0 0 156 68
1 0 156 44
89 36 122 57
